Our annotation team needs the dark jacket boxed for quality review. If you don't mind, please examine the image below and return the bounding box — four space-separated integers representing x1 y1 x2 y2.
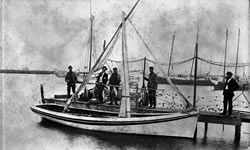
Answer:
145 72 158 90
109 72 121 86
65 71 77 85
96 72 108 84
223 78 239 97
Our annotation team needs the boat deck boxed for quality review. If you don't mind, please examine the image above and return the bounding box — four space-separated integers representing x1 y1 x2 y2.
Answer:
42 96 250 140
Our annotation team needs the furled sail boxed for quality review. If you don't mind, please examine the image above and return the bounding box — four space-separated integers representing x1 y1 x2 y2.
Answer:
118 11 131 118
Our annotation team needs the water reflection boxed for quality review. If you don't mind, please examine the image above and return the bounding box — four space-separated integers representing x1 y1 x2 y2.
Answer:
38 118 245 150
3 75 249 150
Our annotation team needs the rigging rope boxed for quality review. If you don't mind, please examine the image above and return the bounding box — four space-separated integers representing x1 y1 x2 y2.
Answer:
128 18 192 108
108 56 249 68
198 57 249 67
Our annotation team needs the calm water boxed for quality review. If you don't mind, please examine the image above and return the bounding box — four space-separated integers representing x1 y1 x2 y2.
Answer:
2 74 250 150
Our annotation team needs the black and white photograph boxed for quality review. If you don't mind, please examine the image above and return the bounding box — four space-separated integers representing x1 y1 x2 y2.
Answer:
0 0 250 149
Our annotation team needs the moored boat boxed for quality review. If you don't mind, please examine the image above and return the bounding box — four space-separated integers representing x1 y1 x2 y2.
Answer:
31 0 198 139
30 104 198 138
157 76 213 86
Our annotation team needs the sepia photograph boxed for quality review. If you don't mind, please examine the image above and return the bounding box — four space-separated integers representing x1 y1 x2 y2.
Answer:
1 0 250 149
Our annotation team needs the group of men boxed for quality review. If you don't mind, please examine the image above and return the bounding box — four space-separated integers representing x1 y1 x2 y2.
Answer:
65 66 122 105
94 66 158 107
65 65 239 115
65 65 158 108
95 66 120 105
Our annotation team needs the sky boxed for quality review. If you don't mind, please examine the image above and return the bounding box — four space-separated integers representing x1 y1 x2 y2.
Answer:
1 0 249 75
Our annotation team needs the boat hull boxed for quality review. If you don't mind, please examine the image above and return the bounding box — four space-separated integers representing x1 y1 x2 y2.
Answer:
31 104 198 138
157 76 213 86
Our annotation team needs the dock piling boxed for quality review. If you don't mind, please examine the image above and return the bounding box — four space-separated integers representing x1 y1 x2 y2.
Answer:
204 122 208 136
193 125 197 140
40 84 45 104
235 125 241 140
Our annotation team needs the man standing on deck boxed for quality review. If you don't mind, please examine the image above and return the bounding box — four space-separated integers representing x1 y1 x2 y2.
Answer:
221 71 239 116
108 67 121 105
65 66 77 98
95 66 108 103
144 66 158 109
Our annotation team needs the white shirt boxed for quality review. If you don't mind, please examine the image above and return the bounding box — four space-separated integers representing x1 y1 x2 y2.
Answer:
98 72 105 83
225 77 232 90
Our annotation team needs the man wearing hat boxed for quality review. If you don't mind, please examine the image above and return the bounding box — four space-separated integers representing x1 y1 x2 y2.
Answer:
65 66 77 98
145 66 158 108
108 67 121 105
95 66 108 103
221 71 239 116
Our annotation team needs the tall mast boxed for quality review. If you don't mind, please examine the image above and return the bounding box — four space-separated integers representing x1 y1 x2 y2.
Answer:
142 57 146 88
190 17 199 77
235 28 240 76
208 52 212 74
88 0 93 72
119 11 131 118
193 42 198 108
167 32 175 76
223 28 228 83
192 16 199 108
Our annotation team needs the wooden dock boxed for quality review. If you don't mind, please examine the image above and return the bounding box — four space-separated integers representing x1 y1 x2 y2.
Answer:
197 110 250 140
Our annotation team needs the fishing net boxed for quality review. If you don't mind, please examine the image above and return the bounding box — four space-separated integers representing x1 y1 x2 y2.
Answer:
64 0 249 113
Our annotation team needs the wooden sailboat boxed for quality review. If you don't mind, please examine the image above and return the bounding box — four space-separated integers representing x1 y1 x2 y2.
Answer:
30 1 198 138
30 104 197 137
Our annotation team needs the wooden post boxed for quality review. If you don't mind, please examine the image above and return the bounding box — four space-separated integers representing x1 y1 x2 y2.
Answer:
204 122 208 137
235 125 241 140
40 84 45 103
193 125 197 140
135 83 139 112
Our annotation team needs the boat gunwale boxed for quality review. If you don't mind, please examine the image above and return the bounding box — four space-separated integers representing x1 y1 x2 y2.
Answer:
40 103 173 116
44 98 193 113
30 104 198 126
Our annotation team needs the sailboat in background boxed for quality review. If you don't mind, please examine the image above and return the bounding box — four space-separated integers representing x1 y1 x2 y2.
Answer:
157 25 212 86
53 0 98 81
75 0 98 83
31 0 198 138
208 28 248 91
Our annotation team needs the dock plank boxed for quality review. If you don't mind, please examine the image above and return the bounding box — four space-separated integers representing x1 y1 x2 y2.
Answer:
198 111 242 126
